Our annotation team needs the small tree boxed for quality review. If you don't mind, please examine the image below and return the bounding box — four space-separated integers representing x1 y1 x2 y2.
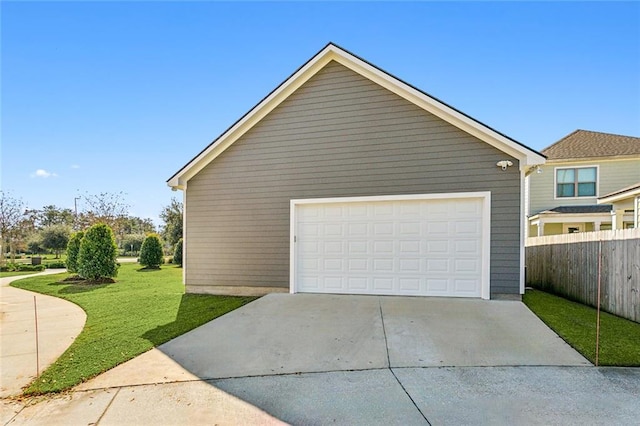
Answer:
77 223 119 280
173 238 183 267
66 231 84 273
27 233 43 255
139 233 163 269
121 233 145 255
160 198 183 248
40 224 71 258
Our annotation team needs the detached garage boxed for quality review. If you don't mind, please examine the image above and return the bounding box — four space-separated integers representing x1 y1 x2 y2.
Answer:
168 43 545 300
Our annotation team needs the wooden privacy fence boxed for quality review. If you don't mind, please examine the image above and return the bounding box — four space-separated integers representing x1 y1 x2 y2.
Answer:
525 228 640 323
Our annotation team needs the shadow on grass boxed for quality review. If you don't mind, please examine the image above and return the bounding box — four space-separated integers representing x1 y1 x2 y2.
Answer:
58 282 111 294
141 294 256 346
142 294 193 346
136 267 163 272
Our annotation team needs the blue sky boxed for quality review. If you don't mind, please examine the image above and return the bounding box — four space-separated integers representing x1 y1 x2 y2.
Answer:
2 1 639 226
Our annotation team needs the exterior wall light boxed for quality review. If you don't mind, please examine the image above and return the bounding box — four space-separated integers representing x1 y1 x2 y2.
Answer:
496 160 513 171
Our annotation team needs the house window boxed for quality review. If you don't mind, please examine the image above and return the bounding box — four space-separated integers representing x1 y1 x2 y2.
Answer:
556 167 597 197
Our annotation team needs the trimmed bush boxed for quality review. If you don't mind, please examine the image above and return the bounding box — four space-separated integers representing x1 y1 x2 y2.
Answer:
77 223 119 280
1 263 45 272
173 238 183 267
139 234 164 269
66 231 84 273
45 261 66 269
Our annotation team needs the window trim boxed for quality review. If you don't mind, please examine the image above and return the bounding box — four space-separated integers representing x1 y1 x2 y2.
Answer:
554 165 599 200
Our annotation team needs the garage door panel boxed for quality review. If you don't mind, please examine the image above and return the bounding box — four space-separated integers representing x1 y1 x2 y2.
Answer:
347 277 368 290
295 195 487 298
399 222 421 236
348 241 368 254
348 223 368 236
373 278 394 291
427 240 449 254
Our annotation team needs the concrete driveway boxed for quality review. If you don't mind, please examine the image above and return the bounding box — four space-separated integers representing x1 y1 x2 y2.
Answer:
5 294 640 425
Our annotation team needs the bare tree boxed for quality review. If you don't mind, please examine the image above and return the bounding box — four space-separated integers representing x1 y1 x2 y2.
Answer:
80 192 130 233
0 191 25 264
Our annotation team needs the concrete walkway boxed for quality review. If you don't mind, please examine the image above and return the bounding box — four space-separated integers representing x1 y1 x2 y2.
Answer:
3 294 640 425
0 270 86 398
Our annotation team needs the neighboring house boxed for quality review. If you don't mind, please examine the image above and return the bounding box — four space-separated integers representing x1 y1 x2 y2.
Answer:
168 43 545 300
598 182 640 230
526 130 640 236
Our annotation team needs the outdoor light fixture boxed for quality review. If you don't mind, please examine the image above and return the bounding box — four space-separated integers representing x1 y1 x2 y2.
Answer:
496 160 513 171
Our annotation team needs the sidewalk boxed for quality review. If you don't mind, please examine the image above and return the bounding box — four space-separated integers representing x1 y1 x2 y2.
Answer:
0 270 86 398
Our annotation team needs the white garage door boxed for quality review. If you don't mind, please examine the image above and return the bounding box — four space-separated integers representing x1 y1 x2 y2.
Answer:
292 193 490 299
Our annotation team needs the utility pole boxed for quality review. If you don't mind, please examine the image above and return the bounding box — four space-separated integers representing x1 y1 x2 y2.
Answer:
74 196 81 229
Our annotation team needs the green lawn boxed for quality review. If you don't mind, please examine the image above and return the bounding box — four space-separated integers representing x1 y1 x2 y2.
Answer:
523 289 640 366
0 270 41 278
11 263 256 394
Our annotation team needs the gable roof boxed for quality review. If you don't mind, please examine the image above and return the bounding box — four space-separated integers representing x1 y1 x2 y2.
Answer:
542 130 640 161
598 182 640 204
168 43 546 189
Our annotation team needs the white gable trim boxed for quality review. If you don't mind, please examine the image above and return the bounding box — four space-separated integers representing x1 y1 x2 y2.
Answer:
168 44 545 189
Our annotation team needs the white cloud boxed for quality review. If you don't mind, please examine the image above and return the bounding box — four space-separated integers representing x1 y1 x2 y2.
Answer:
70 164 80 169
30 169 58 178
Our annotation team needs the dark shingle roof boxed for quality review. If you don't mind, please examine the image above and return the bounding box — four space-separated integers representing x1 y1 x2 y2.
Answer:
548 205 612 214
542 130 640 160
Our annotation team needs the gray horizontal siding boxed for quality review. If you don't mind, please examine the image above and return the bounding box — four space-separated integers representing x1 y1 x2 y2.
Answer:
186 60 521 296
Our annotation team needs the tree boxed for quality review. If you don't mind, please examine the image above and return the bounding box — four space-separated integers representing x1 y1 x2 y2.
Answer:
160 198 183 248
80 192 130 234
139 233 164 269
77 223 119 281
173 238 183 267
117 216 156 235
66 231 84 273
0 191 25 264
27 233 43 255
41 225 71 258
121 233 145 255
36 205 75 228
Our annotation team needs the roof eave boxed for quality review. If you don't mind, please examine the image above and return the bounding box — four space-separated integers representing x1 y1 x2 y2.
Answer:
598 187 640 204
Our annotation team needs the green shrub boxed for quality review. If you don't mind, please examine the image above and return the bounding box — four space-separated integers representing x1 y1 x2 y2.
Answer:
173 238 183 267
66 231 84 273
139 233 164 269
0 263 45 272
77 223 119 280
45 261 66 269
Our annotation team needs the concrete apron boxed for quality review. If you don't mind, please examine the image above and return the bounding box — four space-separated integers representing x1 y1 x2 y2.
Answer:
77 293 589 391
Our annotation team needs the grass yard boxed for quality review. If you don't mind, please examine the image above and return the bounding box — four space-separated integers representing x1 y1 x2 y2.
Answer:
523 289 640 366
0 270 40 278
11 263 256 394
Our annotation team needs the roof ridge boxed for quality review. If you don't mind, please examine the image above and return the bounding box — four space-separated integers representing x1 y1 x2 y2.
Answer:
541 129 581 153
577 129 640 139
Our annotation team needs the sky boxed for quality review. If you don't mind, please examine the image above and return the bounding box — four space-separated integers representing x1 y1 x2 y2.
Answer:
2 1 639 227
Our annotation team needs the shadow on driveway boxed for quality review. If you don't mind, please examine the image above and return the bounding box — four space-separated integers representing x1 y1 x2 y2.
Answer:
56 294 640 425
